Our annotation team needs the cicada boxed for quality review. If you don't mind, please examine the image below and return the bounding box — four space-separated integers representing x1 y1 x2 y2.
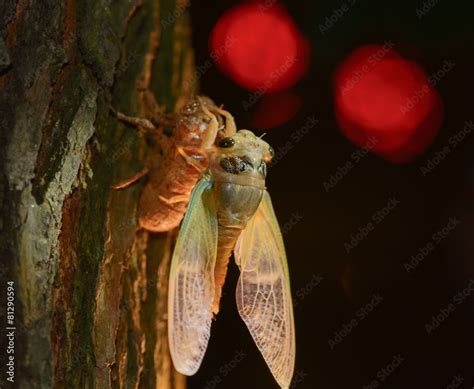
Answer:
168 129 295 387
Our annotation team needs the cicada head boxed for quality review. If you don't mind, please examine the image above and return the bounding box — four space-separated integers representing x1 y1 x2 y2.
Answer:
210 130 274 187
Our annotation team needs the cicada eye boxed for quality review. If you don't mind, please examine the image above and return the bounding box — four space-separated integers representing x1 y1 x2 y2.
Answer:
218 137 235 148
268 146 275 158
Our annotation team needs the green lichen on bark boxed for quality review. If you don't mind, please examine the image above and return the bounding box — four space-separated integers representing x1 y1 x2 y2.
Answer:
1 0 97 386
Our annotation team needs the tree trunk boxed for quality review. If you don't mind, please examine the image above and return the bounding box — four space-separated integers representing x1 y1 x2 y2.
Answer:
0 0 194 387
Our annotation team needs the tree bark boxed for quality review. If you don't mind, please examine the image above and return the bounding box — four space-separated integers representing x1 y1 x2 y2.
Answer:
0 0 193 387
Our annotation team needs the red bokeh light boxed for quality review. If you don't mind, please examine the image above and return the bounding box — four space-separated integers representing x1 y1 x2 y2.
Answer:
210 2 310 93
251 91 302 129
333 45 443 163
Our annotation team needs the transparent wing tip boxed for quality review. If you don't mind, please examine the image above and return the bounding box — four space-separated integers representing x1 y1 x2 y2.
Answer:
272 367 294 389
173 359 200 376
277 377 292 389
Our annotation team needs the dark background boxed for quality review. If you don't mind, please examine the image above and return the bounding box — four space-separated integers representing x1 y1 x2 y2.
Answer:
189 1 474 388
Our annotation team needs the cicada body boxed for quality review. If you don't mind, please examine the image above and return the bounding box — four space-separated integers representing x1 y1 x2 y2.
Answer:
114 94 236 232
168 130 295 387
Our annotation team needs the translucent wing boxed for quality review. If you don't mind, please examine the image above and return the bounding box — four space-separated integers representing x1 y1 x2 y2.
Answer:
235 191 295 388
168 177 217 375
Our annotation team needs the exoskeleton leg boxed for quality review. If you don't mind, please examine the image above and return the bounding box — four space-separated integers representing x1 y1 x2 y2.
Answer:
213 106 237 136
158 193 189 204
199 97 220 149
111 167 149 189
114 110 156 132
175 146 208 173
136 81 177 128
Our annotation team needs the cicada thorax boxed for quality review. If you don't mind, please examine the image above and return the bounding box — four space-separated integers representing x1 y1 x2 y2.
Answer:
138 97 220 232
209 130 273 313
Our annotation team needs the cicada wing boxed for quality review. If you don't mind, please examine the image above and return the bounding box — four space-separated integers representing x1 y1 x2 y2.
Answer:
168 177 217 375
235 191 295 388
